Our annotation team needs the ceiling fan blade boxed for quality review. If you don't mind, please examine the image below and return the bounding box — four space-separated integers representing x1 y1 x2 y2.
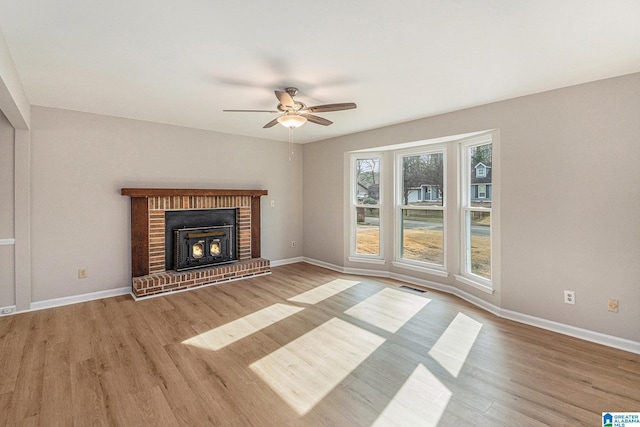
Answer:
302 114 333 126
275 90 295 108
263 117 280 128
304 102 357 113
223 109 279 113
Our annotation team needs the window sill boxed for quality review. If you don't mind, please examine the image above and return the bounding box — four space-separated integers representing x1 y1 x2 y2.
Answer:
454 274 494 294
392 261 449 278
348 256 386 265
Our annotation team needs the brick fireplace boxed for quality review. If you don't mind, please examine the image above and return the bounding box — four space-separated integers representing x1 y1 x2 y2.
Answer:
121 188 270 298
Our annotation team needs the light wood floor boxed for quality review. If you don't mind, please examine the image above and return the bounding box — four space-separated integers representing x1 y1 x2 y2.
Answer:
1 263 638 426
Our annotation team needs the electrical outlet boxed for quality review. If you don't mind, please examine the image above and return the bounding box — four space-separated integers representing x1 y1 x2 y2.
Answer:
608 298 619 313
0 307 15 315
78 268 88 279
291 241 296 247
564 290 575 304
270 200 275 207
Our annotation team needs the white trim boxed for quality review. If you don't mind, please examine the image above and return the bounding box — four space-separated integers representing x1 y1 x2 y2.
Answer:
0 305 16 315
302 257 345 273
270 257 304 267
0 238 15 245
344 266 390 277
300 259 639 355
391 261 449 278
498 308 640 355
350 130 492 152
348 256 386 265
27 286 131 312
454 274 494 294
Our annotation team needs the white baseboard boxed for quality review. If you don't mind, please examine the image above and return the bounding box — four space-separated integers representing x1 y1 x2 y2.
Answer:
301 258 640 355
0 305 16 316
270 257 304 267
302 257 345 273
28 286 131 312
499 308 640 355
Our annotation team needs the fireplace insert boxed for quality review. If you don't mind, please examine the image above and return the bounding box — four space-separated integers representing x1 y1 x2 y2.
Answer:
165 208 237 271
174 225 234 271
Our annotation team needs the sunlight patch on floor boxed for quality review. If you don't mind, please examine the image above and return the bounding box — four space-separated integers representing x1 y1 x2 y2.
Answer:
287 278 361 305
372 364 452 427
182 303 304 351
344 287 431 333
250 317 385 415
428 312 483 377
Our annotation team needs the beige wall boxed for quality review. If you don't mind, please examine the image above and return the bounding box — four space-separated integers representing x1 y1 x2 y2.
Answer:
302 73 640 342
29 106 303 302
0 109 14 307
0 109 13 235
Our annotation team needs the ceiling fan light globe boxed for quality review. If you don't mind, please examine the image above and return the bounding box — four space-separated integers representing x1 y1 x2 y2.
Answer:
277 114 307 128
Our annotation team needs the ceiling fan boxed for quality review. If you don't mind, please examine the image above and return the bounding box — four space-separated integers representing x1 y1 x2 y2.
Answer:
223 87 357 129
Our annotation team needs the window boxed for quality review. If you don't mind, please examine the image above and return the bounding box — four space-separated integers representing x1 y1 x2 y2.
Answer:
347 131 496 292
350 155 383 261
460 141 492 284
478 184 486 199
396 149 445 268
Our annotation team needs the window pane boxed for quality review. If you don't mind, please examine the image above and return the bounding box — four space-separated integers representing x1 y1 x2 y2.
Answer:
402 153 443 207
469 144 492 208
356 207 379 255
467 211 491 279
355 158 380 204
400 209 444 265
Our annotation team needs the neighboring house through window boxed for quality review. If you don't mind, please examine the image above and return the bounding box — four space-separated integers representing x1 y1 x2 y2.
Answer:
471 161 492 203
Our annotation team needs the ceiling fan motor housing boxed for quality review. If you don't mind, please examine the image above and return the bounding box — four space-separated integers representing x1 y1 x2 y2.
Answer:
223 87 357 128
285 87 299 97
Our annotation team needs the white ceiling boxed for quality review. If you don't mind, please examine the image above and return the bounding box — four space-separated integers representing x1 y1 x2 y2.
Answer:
1 1 639 143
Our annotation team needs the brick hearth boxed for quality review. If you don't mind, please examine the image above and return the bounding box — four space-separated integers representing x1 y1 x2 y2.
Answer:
121 188 269 298
132 258 271 297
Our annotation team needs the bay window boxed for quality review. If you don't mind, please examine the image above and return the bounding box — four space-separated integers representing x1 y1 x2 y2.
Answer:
347 131 496 292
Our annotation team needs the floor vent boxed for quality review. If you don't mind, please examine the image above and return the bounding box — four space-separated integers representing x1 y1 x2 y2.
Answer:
400 285 427 293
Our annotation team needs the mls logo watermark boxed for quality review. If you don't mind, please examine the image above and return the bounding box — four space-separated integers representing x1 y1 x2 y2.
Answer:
603 412 640 427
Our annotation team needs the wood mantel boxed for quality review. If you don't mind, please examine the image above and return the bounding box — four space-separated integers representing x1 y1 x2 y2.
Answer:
121 188 268 279
121 188 268 198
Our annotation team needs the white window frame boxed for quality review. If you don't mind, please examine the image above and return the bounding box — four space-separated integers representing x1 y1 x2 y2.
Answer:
456 136 493 291
392 146 448 276
349 153 384 264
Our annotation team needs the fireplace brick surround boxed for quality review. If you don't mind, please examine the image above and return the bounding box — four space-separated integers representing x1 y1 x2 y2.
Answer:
121 188 270 298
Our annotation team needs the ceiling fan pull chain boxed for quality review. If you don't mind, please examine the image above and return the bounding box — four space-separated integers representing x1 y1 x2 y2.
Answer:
288 127 294 161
